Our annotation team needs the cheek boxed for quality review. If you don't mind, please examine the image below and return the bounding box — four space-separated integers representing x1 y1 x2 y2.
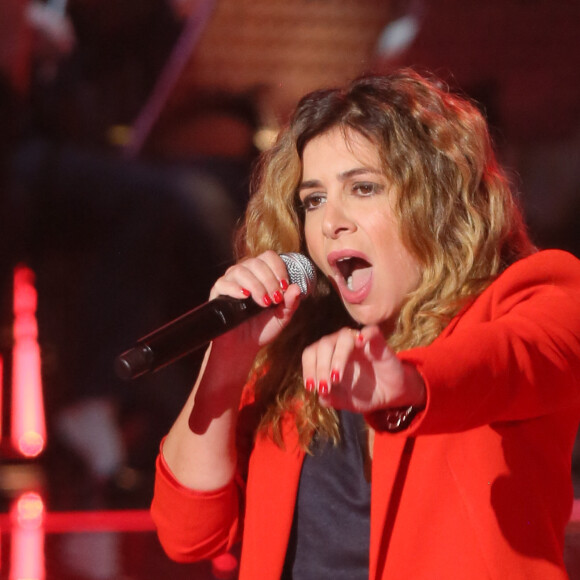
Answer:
371 225 419 292
303 220 324 265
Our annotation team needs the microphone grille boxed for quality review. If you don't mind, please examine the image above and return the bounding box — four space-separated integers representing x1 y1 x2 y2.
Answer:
280 253 317 296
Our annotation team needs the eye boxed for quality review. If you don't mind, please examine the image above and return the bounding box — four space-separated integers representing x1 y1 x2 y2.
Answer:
300 192 327 212
352 182 381 196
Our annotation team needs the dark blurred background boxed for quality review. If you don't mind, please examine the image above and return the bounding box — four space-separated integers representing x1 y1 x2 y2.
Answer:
0 0 578 542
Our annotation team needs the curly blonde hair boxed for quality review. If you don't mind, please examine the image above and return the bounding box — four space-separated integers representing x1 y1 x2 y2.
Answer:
235 69 534 448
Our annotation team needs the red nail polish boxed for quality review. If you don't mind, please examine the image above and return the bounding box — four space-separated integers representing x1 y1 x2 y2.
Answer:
305 378 315 392
318 380 329 396
241 288 251 297
331 370 340 384
356 332 365 346
280 279 289 291
263 294 272 306
273 290 283 304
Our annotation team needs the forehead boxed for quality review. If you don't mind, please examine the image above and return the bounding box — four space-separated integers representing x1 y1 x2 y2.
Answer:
301 127 381 173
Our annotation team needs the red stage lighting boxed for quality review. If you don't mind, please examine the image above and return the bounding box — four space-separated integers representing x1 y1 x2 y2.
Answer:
11 264 45 458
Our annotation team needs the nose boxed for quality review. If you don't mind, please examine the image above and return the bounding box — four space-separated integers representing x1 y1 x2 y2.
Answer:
321 198 356 239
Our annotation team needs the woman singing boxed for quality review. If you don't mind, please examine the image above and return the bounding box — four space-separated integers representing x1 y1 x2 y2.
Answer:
150 69 580 579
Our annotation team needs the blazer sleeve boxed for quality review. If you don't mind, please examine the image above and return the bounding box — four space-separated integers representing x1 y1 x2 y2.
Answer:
150 444 243 562
399 250 580 435
150 391 261 562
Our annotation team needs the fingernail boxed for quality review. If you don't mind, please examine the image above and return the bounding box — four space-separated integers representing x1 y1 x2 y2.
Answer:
331 369 340 384
280 279 289 291
356 332 365 346
241 288 251 297
318 380 329 396
305 378 316 392
273 290 283 304
263 294 272 306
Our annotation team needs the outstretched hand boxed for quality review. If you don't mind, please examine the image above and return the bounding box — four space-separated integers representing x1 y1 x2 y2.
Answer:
301 325 426 414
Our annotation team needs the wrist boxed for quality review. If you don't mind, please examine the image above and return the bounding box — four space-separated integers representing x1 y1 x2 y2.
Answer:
364 405 422 433
401 362 426 408
209 337 259 381
365 363 426 433
193 342 254 410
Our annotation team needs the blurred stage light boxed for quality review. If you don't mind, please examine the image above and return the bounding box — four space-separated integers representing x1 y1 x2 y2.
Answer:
11 265 46 458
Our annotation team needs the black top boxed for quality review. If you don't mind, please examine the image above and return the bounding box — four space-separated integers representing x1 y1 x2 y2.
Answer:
281 411 371 579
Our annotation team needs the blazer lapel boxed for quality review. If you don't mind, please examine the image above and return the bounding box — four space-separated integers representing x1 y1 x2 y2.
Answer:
239 413 305 579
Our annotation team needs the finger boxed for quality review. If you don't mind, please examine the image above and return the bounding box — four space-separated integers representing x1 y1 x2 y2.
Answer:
327 327 361 386
316 328 354 396
272 284 302 328
240 252 292 305
301 341 318 395
258 250 292 291
302 335 336 396
353 327 368 349
210 270 259 302
212 254 287 306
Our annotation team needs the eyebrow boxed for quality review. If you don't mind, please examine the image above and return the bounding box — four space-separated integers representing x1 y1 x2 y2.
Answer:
298 167 383 192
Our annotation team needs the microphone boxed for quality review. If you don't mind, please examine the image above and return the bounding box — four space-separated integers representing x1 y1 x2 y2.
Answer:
114 253 317 380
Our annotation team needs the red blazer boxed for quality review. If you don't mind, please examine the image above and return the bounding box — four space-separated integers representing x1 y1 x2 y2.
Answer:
152 249 580 579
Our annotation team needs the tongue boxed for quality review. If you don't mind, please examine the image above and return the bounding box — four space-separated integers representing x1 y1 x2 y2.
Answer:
348 265 372 292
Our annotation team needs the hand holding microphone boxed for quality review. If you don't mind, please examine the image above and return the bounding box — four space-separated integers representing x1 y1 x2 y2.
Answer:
115 252 316 380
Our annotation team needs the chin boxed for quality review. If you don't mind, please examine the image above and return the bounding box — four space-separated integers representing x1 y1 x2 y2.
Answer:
345 305 393 331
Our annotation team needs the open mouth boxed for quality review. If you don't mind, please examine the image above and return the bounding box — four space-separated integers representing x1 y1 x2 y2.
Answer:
335 256 373 292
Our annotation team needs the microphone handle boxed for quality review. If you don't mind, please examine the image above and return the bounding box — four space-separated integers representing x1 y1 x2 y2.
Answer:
115 296 263 380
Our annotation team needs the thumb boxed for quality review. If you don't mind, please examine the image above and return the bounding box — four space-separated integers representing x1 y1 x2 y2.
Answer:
359 325 392 361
